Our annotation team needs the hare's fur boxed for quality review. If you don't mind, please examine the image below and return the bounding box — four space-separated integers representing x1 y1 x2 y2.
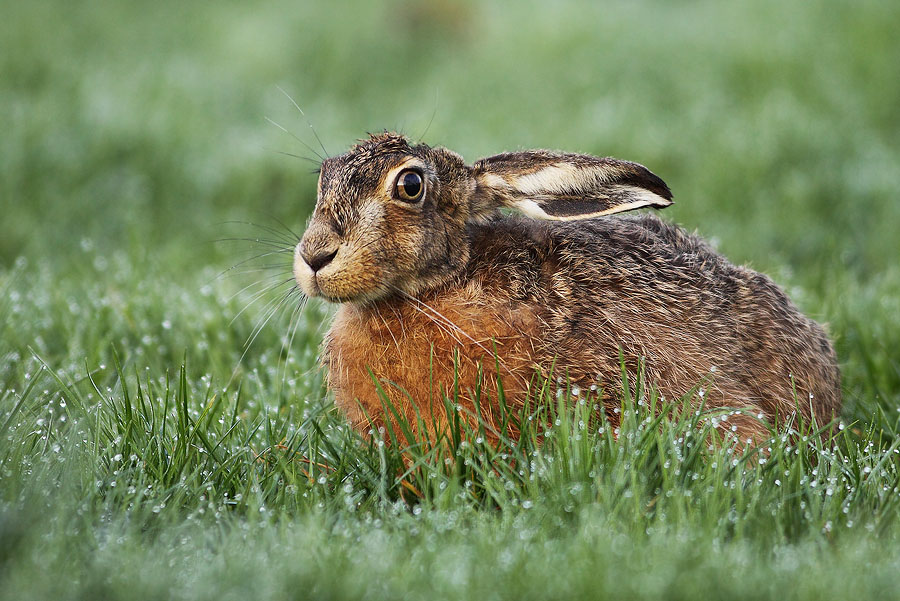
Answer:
294 133 841 444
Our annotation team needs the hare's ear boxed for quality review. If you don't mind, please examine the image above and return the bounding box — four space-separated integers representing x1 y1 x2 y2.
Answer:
470 151 672 220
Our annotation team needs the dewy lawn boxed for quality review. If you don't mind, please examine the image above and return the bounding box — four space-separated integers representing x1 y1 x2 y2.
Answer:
2 0 900 599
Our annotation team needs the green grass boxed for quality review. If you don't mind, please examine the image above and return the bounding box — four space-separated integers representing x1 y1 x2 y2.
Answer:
2 0 900 599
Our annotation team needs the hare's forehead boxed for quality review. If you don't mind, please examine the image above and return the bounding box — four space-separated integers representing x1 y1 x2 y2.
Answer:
317 153 414 199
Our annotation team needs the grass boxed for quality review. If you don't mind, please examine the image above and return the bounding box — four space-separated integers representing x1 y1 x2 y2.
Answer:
2 0 900 599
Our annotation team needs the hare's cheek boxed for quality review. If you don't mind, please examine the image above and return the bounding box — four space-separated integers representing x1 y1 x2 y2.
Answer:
316 245 386 301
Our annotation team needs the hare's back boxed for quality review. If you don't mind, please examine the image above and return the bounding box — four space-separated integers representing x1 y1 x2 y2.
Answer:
467 214 840 423
467 213 729 292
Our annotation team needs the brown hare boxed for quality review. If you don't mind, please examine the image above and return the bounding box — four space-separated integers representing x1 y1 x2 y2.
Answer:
293 132 841 445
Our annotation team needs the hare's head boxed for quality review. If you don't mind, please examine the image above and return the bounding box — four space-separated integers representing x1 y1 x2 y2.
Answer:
295 132 673 303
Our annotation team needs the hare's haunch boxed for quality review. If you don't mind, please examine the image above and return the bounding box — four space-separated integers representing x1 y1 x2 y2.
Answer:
293 133 841 444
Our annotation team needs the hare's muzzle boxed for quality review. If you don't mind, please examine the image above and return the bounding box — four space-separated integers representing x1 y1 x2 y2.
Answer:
294 221 340 296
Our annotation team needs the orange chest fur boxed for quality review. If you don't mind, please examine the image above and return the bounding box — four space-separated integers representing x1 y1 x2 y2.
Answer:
323 287 541 435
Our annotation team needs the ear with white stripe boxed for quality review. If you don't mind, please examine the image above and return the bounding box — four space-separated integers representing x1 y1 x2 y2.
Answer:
470 150 672 220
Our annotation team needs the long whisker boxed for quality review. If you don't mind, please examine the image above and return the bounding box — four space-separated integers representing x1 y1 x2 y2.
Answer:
388 302 407 338
244 215 304 246
214 243 295 273
402 298 462 347
230 276 297 324
345 233 395 259
374 304 403 357
243 288 295 355
216 250 295 281
219 217 312 395
275 150 322 167
394 287 513 374
395 288 477 346
220 264 294 277
226 272 295 304
277 85 330 159
221 220 300 247
417 88 439 143
224 284 298 392
278 290 308 395
268 213 304 244
391 289 463 346
266 117 324 163
228 258 294 269
216 237 295 251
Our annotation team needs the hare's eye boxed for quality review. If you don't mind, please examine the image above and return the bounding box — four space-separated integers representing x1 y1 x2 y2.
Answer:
394 169 425 203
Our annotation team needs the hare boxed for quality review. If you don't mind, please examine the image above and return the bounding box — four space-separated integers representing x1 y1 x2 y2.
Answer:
293 132 841 445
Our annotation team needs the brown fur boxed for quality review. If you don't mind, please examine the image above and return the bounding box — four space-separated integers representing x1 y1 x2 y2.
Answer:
294 133 841 446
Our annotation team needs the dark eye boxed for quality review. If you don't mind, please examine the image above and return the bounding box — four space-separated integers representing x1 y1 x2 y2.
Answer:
394 169 425 202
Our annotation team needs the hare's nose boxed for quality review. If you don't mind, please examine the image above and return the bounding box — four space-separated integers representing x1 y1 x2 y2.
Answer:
302 247 338 273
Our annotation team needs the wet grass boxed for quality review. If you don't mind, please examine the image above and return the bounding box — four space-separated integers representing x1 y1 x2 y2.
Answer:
3 0 900 599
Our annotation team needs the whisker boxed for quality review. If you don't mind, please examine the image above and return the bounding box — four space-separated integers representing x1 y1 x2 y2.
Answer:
221 220 300 247
266 116 324 163
393 292 462 346
227 288 291 332
417 88 439 143
278 292 308 394
393 287 513 374
216 250 294 280
347 234 393 257
230 276 297 324
374 304 403 357
388 302 408 339
276 85 330 159
394 288 471 342
224 286 297 393
218 250 294 267
219 218 310 394
242 287 295 354
226 272 295 304
275 150 322 167
215 237 295 251
268 213 304 244
224 261 294 274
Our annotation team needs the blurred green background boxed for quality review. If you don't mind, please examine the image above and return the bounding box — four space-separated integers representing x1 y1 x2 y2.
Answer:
3 0 899 418
3 1 900 598
4 0 898 269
